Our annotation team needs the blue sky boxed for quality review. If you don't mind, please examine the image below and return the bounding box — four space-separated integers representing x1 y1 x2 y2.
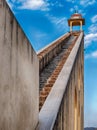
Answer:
7 0 97 127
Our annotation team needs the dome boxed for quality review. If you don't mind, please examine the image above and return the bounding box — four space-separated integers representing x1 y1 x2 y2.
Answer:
71 13 82 19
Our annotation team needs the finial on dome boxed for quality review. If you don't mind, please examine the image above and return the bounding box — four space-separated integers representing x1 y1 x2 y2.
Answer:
75 10 78 14
74 5 78 14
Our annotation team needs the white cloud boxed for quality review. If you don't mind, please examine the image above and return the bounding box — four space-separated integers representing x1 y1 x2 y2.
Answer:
7 0 49 11
91 15 97 23
50 1 64 7
19 0 49 10
7 0 64 11
56 17 68 31
70 7 85 16
56 17 67 25
70 5 78 12
46 15 68 32
88 24 97 33
85 51 97 59
80 0 96 7
92 51 97 57
66 0 75 3
85 18 97 47
85 33 97 46
70 8 74 12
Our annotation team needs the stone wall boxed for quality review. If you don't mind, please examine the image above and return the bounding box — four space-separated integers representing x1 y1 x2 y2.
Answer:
53 36 84 130
37 33 71 72
38 32 84 130
0 1 39 130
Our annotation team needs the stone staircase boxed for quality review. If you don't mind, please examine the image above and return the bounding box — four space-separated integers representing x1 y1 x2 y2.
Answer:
38 33 79 110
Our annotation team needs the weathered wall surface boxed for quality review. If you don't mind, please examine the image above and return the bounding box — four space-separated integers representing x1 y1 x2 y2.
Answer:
0 1 39 130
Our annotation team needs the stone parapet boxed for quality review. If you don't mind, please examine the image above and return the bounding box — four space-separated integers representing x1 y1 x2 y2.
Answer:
37 33 71 72
38 32 84 130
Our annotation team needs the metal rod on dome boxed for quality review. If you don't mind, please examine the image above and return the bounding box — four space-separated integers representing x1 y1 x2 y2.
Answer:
74 9 78 14
74 6 78 14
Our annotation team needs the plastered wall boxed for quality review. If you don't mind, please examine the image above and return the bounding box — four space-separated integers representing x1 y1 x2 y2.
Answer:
0 1 39 130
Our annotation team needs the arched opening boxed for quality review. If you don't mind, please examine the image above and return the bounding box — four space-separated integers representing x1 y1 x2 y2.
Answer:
74 89 77 130
70 21 82 32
